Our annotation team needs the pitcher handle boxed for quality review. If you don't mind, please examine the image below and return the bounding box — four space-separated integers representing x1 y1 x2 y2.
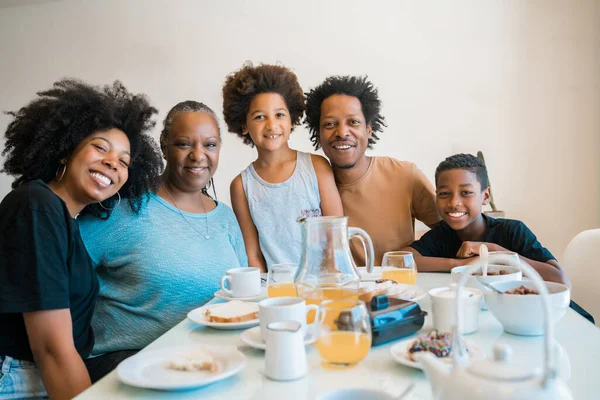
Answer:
348 227 375 274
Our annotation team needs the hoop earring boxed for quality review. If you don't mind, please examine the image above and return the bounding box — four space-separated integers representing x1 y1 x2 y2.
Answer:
55 164 66 181
99 192 121 211
205 179 212 190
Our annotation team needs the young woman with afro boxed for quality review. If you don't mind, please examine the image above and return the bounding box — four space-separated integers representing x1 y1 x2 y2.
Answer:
0 78 162 399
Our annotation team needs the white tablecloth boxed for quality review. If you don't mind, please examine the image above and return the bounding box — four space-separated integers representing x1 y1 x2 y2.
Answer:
76 273 600 400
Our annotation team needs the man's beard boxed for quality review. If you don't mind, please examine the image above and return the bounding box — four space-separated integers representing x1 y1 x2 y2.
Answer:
336 162 357 169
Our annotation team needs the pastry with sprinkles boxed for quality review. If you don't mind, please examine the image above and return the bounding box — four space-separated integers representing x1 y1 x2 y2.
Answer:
407 330 459 362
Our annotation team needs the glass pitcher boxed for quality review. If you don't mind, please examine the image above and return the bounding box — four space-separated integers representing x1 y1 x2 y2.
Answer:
294 216 374 320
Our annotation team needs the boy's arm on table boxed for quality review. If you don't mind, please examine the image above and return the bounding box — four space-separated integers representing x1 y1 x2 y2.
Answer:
230 175 267 272
456 241 569 285
311 154 343 216
24 309 91 400
401 247 461 272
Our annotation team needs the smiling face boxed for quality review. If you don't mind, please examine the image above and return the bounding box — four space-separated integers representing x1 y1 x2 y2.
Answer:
319 94 372 170
243 92 292 151
59 128 130 208
436 169 491 239
163 111 220 193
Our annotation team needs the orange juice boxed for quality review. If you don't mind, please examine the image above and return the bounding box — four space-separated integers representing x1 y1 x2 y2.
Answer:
300 288 358 323
267 282 298 298
316 331 371 365
382 268 417 284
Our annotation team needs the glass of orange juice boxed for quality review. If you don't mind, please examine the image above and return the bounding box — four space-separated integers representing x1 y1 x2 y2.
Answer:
315 299 371 367
267 263 298 298
381 251 418 284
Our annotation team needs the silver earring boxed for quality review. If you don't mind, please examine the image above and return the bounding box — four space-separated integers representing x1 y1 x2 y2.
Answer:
55 164 66 181
99 192 121 210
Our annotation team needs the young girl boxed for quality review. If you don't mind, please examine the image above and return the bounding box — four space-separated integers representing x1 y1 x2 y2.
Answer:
223 63 343 271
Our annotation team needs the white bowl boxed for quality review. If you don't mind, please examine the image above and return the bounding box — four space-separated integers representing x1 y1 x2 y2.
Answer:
485 280 570 336
318 388 395 400
451 264 522 310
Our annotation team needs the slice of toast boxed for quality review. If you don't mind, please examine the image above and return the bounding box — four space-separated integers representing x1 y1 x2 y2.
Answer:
358 286 388 303
358 279 397 302
204 300 259 323
168 347 218 372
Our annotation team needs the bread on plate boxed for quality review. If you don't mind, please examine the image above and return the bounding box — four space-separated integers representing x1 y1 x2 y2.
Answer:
168 347 218 372
204 300 259 323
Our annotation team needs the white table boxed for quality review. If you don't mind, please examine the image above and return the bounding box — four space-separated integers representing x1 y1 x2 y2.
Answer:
77 273 600 400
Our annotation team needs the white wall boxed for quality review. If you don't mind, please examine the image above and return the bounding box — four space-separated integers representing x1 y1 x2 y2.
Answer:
0 0 598 258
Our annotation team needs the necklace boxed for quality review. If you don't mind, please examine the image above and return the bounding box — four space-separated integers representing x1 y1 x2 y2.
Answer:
162 181 211 240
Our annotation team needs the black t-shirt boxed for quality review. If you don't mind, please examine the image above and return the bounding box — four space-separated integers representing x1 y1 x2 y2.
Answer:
410 214 556 262
0 180 99 361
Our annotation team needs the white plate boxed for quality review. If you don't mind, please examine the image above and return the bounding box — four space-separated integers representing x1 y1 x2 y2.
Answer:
116 344 245 390
187 304 259 330
390 337 484 370
213 287 267 302
239 325 316 350
357 266 383 281
359 281 427 303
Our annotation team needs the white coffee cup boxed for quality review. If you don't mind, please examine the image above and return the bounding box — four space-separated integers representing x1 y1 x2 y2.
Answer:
429 285 482 334
220 267 261 298
259 297 317 341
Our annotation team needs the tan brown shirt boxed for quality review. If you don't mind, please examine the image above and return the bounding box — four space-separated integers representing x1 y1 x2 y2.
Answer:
338 157 441 266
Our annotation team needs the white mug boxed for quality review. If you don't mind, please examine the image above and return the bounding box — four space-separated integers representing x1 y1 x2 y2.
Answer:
220 267 261 298
265 321 307 381
429 285 482 334
258 297 317 341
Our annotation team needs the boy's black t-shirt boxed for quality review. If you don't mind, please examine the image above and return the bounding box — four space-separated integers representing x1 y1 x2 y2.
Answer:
0 180 99 361
410 214 556 262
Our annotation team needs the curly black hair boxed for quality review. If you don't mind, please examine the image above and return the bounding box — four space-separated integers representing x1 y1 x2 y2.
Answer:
222 63 305 147
305 75 387 150
435 153 489 189
2 78 164 218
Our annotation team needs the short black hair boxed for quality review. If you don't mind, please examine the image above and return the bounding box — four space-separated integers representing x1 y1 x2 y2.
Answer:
222 63 305 147
305 75 386 150
435 153 489 189
2 78 163 218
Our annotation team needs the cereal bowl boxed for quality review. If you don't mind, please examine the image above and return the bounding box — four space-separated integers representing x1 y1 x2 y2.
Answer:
485 280 570 336
451 264 522 310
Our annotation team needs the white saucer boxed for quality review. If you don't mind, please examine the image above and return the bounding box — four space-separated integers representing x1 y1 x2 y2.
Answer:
239 325 316 350
390 337 484 370
116 344 245 390
213 288 267 302
187 303 259 330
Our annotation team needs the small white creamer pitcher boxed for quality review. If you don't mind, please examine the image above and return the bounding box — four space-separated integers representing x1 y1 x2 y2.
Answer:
265 321 307 381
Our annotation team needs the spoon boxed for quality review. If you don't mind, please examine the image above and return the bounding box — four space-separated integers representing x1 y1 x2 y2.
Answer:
479 244 489 276
396 382 415 399
476 277 504 294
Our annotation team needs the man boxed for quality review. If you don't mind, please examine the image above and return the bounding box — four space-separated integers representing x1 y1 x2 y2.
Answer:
305 75 441 265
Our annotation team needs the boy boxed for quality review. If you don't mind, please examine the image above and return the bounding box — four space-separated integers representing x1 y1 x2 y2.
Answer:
403 153 568 285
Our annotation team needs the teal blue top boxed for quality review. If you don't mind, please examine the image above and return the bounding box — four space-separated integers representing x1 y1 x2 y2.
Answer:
78 192 247 355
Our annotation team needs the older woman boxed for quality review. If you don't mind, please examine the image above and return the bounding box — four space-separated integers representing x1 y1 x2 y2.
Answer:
0 79 162 399
78 101 247 381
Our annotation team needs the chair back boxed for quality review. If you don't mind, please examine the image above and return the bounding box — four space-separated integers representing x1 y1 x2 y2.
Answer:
563 229 600 326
